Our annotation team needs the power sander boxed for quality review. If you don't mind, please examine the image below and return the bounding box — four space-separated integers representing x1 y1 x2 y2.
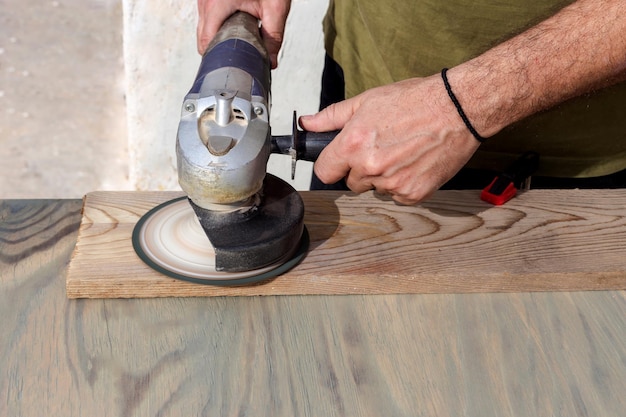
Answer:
132 12 336 285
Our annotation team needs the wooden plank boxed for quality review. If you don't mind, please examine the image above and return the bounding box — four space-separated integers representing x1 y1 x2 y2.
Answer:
66 189 626 298
2 199 626 416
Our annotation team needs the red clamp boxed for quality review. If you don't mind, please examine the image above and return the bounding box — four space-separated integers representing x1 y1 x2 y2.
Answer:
481 151 540 205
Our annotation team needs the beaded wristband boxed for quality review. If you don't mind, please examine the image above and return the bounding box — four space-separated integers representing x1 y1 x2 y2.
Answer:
441 68 486 143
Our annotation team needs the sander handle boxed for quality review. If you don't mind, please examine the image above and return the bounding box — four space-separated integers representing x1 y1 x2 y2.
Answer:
270 112 339 179
293 130 339 162
271 111 339 161
270 130 339 162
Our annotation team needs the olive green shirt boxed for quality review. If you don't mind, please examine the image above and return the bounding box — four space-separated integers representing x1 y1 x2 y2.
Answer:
324 0 626 177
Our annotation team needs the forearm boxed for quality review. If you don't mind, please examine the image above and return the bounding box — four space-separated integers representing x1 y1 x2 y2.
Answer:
448 0 626 138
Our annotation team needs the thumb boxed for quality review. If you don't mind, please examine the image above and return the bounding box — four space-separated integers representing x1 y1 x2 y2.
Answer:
299 98 360 132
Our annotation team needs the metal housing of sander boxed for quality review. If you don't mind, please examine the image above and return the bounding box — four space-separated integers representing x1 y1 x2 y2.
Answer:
176 12 304 273
177 12 271 207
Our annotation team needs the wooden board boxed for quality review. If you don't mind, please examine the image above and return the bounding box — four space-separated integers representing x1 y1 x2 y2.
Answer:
66 189 626 298
3 199 626 416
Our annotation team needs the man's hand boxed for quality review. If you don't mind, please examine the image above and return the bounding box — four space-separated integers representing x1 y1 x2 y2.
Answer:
302 0 626 205
300 75 481 205
197 0 291 68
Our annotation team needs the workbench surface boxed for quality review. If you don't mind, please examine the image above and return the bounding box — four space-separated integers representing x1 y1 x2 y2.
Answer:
1 195 625 416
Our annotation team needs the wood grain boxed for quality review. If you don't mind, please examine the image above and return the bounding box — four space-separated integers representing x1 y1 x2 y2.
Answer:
2 198 626 416
66 189 626 298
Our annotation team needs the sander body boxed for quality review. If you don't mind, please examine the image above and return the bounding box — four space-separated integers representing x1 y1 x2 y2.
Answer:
133 12 336 281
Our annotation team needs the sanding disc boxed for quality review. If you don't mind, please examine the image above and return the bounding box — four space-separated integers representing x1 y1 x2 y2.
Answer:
132 197 308 286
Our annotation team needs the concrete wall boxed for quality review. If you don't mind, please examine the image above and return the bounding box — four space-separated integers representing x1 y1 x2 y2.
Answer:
0 0 129 198
122 0 328 192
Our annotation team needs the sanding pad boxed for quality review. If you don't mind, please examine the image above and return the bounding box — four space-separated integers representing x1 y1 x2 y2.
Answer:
132 196 309 286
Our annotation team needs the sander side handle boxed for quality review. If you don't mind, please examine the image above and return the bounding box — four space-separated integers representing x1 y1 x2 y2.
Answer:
271 111 339 162
271 111 339 178
270 130 339 162
293 130 339 162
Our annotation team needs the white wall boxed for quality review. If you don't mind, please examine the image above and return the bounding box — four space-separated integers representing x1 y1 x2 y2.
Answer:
122 0 328 191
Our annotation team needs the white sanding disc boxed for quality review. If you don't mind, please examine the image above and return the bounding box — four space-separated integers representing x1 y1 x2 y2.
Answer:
133 197 308 285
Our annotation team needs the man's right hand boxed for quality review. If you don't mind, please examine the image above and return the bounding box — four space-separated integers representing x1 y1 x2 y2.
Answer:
197 0 292 68
300 75 483 205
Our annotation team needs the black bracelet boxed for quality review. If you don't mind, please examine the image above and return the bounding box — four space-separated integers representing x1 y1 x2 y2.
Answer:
441 68 486 143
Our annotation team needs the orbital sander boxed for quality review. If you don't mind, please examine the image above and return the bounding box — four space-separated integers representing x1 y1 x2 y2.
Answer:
133 12 336 285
